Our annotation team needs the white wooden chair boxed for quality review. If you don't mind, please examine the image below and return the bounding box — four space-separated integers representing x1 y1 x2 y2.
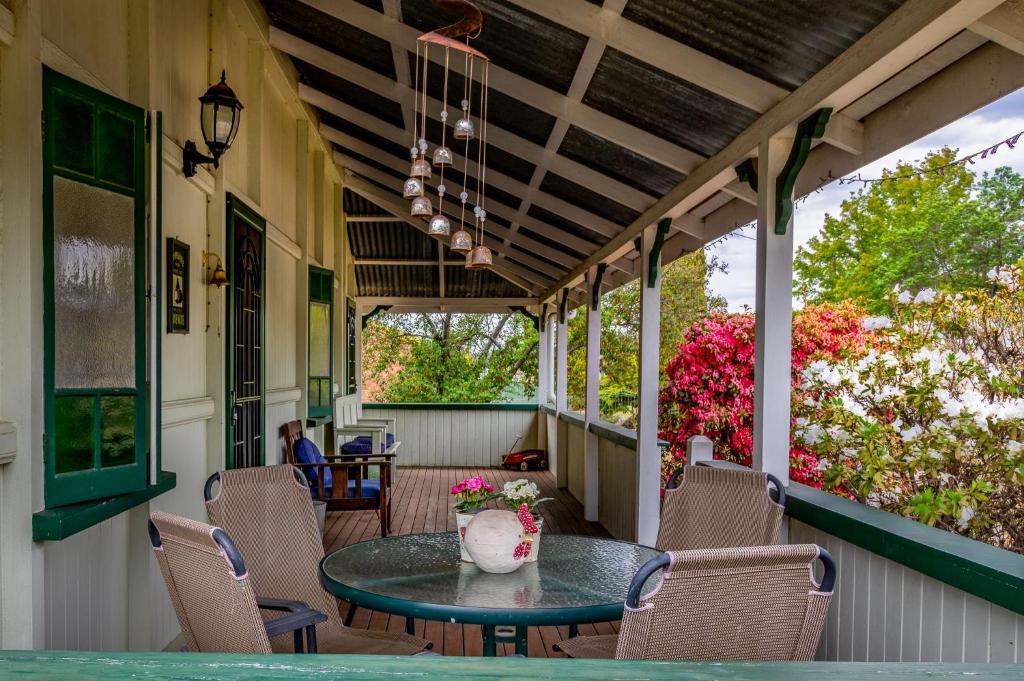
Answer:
334 395 400 481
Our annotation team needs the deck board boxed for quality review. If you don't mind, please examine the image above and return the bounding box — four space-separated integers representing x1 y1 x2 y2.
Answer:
322 466 608 657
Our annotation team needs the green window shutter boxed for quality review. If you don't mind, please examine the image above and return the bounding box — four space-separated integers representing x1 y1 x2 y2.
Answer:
308 266 334 418
43 67 149 507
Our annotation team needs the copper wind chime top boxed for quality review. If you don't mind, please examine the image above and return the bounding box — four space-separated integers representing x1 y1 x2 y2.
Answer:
403 0 492 270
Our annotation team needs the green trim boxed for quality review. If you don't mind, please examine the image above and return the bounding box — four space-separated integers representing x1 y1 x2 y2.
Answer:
775 108 832 234
558 288 569 324
8 651 1021 680
224 194 266 470
305 415 332 428
154 111 162 479
558 410 586 427
735 158 757 192
646 218 671 288
538 403 557 416
319 532 659 626
786 483 1024 616
42 67 149 508
362 304 392 329
32 471 176 541
589 263 607 311
363 402 538 411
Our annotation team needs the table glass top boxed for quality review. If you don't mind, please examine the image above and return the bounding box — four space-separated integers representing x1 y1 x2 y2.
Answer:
321 533 662 613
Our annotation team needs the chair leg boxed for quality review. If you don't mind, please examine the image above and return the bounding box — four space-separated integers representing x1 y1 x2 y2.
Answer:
379 509 388 537
344 603 357 627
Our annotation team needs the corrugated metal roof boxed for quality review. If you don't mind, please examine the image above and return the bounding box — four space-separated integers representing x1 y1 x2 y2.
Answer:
356 265 439 297
293 59 405 129
557 125 683 198
621 0 906 91
582 48 759 157
343 188 389 216
401 0 589 95
539 172 640 227
347 220 437 260
264 0 395 80
443 265 528 298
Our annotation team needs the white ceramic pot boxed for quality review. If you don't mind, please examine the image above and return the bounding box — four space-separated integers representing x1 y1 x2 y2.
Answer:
464 509 527 574
523 516 542 563
455 508 483 562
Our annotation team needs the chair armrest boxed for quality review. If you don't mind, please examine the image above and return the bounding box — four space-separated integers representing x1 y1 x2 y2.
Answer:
324 452 397 461
336 425 385 436
258 597 328 653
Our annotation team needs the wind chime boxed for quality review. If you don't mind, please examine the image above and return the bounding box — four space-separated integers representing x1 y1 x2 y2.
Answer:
402 0 492 269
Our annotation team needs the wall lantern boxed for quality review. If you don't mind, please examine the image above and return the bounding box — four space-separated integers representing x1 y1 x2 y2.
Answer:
183 70 243 178
203 252 229 288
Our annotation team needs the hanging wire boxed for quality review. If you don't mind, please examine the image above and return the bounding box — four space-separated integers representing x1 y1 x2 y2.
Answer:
438 45 450 216
412 41 421 149
459 51 474 239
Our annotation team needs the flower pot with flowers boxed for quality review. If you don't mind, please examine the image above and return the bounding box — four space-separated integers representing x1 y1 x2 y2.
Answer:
500 479 551 562
451 475 498 562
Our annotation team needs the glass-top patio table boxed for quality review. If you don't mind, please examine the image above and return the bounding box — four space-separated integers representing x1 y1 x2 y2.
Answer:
319 532 663 656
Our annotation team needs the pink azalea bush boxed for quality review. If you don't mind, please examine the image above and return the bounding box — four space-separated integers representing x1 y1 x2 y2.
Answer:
658 302 872 488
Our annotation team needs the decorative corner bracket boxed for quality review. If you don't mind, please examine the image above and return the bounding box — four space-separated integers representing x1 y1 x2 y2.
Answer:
774 108 832 234
647 218 672 288
509 306 540 331
539 303 549 333
361 304 392 329
735 158 758 192
590 263 608 311
558 288 569 324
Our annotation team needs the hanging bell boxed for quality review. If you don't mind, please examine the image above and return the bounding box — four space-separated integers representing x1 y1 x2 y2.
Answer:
410 157 432 179
453 117 475 140
465 245 493 269
450 229 473 254
432 145 453 166
411 195 432 217
428 214 451 236
403 177 423 199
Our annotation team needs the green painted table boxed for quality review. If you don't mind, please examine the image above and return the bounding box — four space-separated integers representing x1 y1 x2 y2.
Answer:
319 532 662 656
2 652 1020 680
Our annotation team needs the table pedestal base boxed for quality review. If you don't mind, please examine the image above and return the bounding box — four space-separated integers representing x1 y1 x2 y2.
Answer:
484 624 527 656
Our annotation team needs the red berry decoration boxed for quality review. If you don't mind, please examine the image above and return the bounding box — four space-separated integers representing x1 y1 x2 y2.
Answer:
517 504 538 533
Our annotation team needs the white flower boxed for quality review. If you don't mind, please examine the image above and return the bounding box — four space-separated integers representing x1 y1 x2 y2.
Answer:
900 425 923 442
816 459 830 471
802 424 825 446
862 316 892 331
1007 440 1023 455
897 290 913 305
914 288 937 304
502 479 539 502
957 506 975 530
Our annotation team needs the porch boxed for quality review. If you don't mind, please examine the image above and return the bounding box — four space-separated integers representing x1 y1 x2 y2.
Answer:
0 0 1021 675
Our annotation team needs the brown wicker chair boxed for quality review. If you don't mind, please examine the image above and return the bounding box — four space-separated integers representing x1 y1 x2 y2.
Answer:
556 544 835 661
148 511 327 653
656 462 786 551
204 464 431 655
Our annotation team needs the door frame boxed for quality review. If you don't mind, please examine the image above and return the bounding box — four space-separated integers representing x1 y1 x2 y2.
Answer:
224 193 266 469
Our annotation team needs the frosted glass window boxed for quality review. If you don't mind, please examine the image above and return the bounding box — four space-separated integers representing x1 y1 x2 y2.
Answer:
310 301 330 377
53 176 135 389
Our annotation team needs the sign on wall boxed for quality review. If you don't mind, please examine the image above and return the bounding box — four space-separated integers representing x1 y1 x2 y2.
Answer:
166 238 189 334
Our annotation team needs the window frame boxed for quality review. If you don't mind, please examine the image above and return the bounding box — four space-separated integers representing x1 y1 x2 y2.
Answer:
41 67 149 508
307 265 334 419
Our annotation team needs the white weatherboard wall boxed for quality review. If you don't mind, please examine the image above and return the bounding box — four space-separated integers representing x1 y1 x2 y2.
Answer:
790 520 1023 663
361 407 537 467
0 0 357 653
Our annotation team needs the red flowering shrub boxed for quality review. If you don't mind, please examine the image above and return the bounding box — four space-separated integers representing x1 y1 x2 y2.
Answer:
658 302 871 487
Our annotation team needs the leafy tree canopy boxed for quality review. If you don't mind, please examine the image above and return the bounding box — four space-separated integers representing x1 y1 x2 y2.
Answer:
794 148 1024 312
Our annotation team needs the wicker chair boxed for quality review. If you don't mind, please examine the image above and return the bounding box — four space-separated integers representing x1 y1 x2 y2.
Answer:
148 511 327 653
656 463 786 551
556 544 835 661
204 464 432 654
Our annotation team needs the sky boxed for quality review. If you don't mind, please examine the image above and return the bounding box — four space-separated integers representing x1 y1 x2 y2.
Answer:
706 88 1024 312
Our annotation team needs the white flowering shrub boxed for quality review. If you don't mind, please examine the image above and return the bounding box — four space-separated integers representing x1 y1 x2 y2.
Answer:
796 269 1024 552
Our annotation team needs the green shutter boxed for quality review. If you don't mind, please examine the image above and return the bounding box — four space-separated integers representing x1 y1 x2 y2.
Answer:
43 67 148 507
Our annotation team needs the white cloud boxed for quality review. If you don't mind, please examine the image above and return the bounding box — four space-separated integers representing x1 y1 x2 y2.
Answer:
708 88 1024 312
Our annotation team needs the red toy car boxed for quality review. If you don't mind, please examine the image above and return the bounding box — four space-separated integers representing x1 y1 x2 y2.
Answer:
501 447 548 472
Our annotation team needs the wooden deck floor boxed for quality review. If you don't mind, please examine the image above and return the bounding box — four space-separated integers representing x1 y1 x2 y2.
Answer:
322 466 618 657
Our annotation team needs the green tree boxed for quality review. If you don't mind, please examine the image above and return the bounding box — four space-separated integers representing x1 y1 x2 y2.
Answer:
566 249 724 419
362 312 538 403
794 149 1024 311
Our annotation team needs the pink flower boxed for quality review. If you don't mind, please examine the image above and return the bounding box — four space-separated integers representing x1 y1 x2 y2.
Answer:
484 484 494 492
450 483 465 495
465 476 483 491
